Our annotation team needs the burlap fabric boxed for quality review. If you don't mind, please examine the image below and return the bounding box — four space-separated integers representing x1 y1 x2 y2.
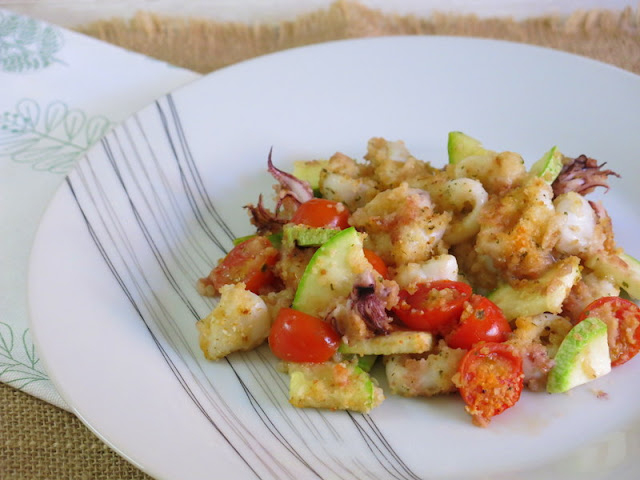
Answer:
3 2 639 479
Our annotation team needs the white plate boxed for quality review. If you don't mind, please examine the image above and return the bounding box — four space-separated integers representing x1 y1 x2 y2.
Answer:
28 36 640 480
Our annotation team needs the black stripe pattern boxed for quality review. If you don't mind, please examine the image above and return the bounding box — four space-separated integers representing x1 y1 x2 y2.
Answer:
65 93 422 480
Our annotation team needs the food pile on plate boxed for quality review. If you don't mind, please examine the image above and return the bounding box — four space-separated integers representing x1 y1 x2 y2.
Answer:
195 132 639 427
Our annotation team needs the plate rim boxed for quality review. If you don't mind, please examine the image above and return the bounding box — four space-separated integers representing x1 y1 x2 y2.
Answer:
27 34 640 480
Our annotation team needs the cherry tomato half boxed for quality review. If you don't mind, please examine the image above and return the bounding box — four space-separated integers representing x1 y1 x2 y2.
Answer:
269 308 341 363
578 296 640 367
204 236 278 294
364 248 390 279
291 198 350 229
457 342 523 427
393 280 473 334
445 295 511 350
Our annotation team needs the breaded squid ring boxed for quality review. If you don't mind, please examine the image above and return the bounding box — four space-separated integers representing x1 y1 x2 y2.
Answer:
441 178 488 245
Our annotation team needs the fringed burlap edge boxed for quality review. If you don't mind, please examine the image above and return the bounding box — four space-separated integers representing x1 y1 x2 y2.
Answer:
76 1 640 74
6 3 640 479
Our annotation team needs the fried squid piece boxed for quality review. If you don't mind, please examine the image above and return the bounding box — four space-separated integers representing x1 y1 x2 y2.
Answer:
245 149 314 234
562 271 619 323
197 283 271 360
244 194 287 234
350 281 394 335
474 177 558 281
385 341 467 397
552 155 620 197
266 148 314 205
329 272 399 341
518 343 555 393
507 313 572 391
349 183 451 266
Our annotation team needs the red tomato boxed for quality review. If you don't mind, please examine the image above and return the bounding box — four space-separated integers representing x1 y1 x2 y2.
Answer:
578 296 640 367
364 248 389 279
445 295 511 350
393 280 473 334
291 198 350 229
457 342 523 427
269 308 340 362
205 236 278 294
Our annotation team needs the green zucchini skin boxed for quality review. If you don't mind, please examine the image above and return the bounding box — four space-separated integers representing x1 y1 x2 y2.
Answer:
287 361 384 413
292 227 368 318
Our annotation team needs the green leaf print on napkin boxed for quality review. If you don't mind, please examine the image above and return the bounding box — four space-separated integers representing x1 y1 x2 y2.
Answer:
0 11 64 73
0 98 113 173
0 322 49 389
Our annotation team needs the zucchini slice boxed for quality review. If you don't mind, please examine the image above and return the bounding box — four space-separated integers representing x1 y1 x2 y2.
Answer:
547 317 611 393
287 361 384 413
339 331 434 356
489 256 581 320
292 227 368 317
530 146 564 184
282 224 340 248
447 131 490 164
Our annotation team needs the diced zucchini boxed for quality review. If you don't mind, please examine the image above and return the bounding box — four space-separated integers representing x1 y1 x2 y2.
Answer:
293 160 329 190
356 354 378 372
232 234 254 246
292 227 368 317
547 317 611 393
339 331 434 355
488 256 581 320
282 224 340 248
586 251 640 300
447 131 490 164
530 146 563 184
287 361 384 413
232 233 282 248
